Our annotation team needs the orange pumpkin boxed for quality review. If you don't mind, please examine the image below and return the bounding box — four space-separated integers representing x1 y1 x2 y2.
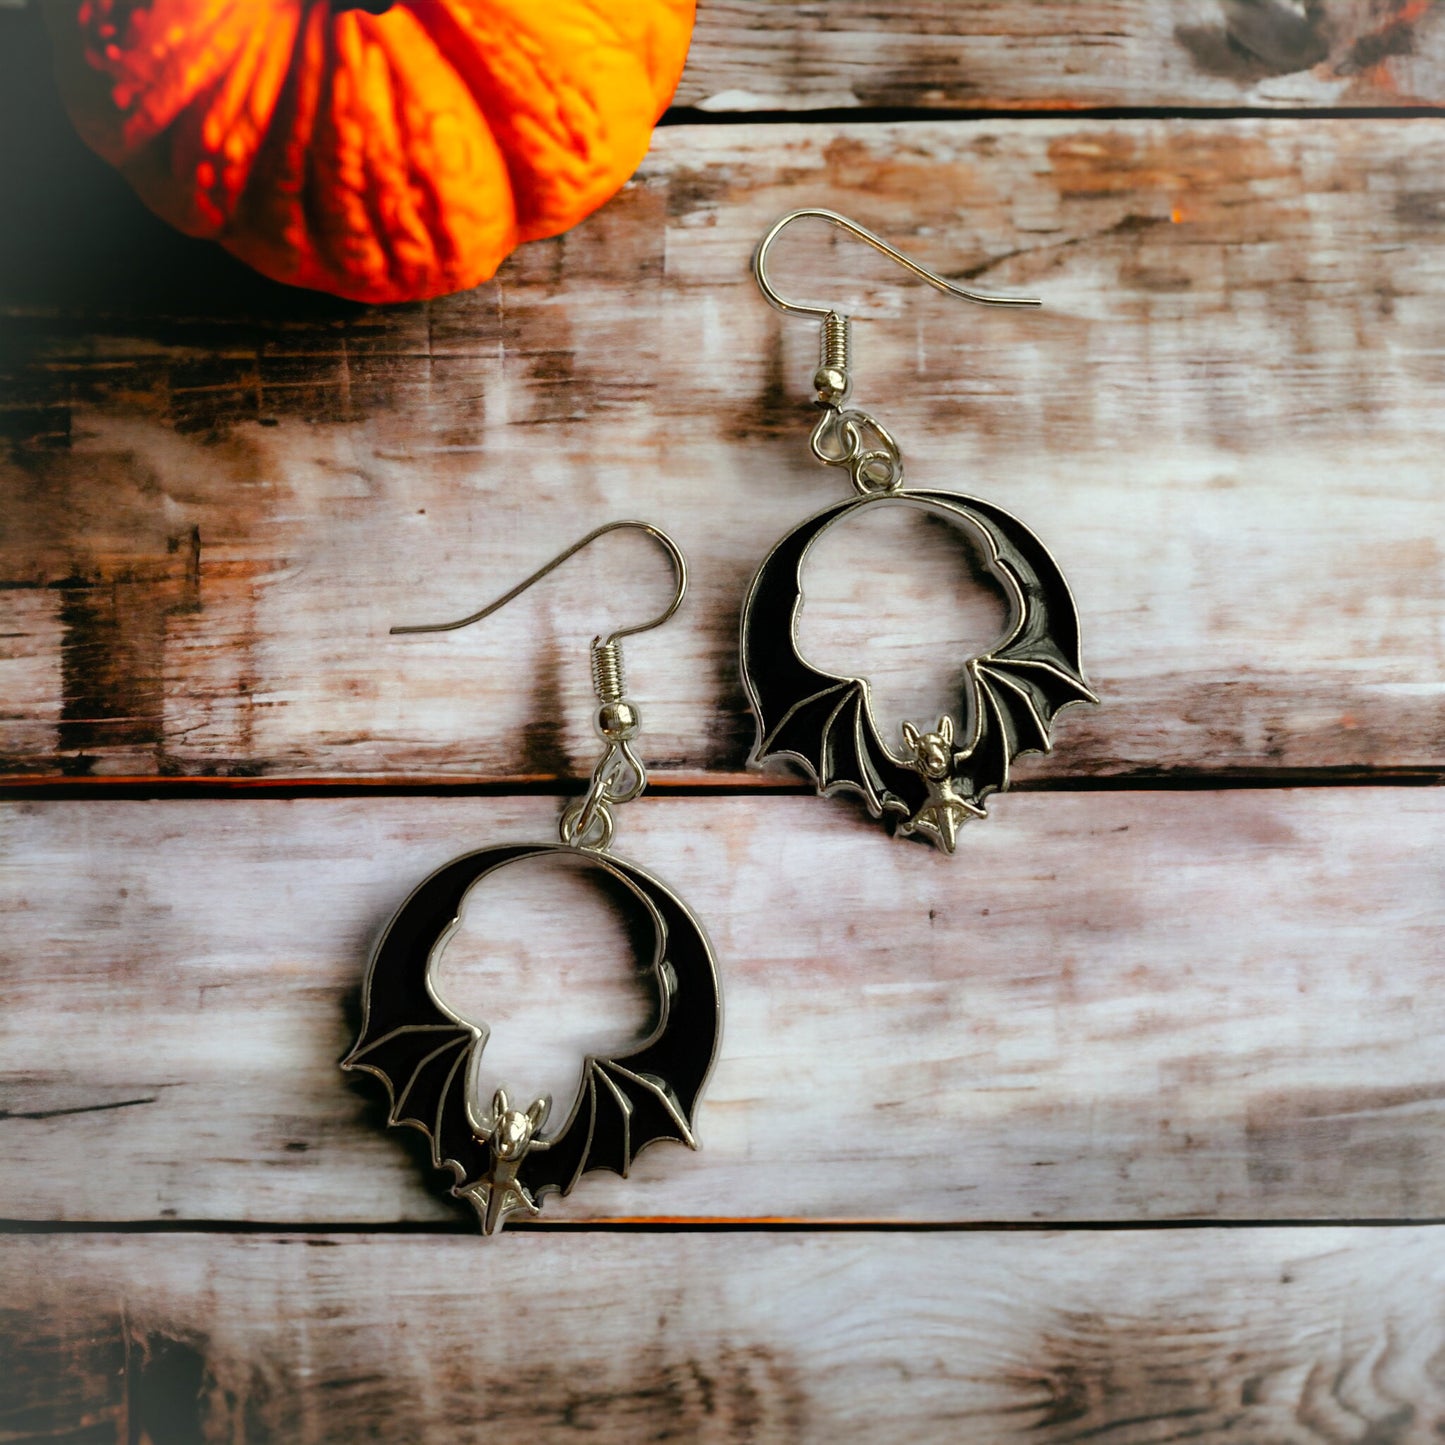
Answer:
45 0 695 303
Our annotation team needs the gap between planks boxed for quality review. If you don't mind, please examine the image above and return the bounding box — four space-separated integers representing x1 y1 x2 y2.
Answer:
1 770 1441 799
6 1217 1445 1236
660 103 1445 126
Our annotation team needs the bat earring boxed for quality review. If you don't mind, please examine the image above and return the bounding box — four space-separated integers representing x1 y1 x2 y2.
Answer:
740 209 1098 854
344 522 722 1234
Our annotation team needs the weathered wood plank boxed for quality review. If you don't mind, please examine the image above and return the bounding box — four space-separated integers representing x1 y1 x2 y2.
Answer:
678 1 1445 112
10 1 1445 117
3 791 1442 1224
6 1228 1445 1442
5 109 1445 781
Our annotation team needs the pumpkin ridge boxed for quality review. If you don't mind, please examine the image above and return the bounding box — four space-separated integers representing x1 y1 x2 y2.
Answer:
417 0 637 233
374 30 441 291
285 3 334 291
301 5 513 300
176 5 302 235
105 0 264 151
224 0 328 292
369 14 480 289
337 23 405 295
402 1 532 230
361 7 517 296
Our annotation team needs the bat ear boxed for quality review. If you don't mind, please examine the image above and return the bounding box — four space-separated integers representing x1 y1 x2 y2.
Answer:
938 714 954 747
901 720 920 750
527 1095 551 1132
491 1086 510 1119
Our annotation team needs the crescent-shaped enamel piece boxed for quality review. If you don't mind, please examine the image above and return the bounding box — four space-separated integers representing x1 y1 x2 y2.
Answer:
343 843 722 1234
740 489 1098 854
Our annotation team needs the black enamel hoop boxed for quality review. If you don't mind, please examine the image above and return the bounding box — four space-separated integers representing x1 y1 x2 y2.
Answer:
740 487 1097 853
344 841 722 1233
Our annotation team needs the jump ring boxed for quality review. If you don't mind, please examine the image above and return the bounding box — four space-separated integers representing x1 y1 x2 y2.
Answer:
560 798 615 851
852 449 904 494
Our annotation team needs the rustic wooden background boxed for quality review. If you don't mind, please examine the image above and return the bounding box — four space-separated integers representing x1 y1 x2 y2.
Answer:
4 1 1445 1440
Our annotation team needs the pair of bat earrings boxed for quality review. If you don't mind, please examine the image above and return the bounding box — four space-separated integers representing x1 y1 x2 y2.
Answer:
344 210 1097 1233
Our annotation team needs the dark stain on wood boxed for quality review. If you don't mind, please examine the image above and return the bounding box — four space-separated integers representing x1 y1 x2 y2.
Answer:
1246 1083 1445 1207
0 1094 155 1121
1175 1 1334 83
664 165 735 222
52 526 200 765
537 1345 808 1440
0 1306 125 1442
1022 1308 1248 1440
702 572 760 773
506 303 596 427
3 429 283 775
740 318 800 440
130 1329 208 1445
9 1271 811 1441
0 1309 214 1445
854 63 981 113
1340 0 1426 75
518 622 571 781
1029 1359 1091 1428
58 583 165 761
1392 188 1445 229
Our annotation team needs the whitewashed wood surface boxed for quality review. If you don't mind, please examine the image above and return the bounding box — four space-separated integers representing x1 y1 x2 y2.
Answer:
3 791 1442 1225
9 1 1445 118
4 5 1444 1437
5 118 1445 780
678 0 1445 111
7 1228 1445 1443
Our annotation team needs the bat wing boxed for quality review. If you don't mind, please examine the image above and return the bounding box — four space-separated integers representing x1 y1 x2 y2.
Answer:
342 1022 484 1185
343 845 557 1192
517 1058 696 1198
520 858 721 1203
911 491 1097 809
741 495 929 821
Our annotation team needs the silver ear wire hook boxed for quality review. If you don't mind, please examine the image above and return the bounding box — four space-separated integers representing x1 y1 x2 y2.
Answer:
390 519 687 645
391 520 688 851
752 209 1041 494
751 207 1041 320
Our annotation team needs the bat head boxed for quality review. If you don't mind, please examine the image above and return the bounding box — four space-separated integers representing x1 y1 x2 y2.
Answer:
484 1088 551 1162
901 715 955 780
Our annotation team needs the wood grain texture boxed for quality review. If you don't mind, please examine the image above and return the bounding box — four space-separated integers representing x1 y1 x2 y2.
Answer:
7 1228 1445 1442
10 2 1445 119
3 791 1442 1224
4 6 1443 1433
5 105 1445 781
679 0 1445 112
